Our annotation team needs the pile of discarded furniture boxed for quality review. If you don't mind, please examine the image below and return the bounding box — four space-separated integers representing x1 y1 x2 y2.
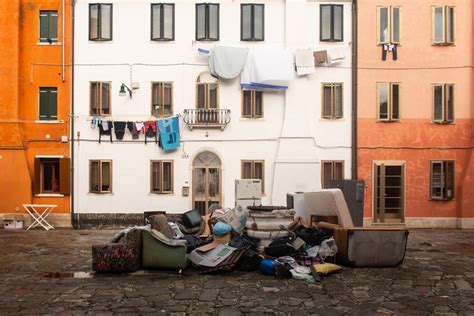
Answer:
92 189 409 282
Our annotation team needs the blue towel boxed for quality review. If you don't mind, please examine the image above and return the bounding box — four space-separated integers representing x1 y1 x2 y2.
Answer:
157 117 180 151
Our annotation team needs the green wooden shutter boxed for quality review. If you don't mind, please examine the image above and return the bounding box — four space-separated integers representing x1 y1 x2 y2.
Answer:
49 12 58 41
39 12 49 42
39 89 49 120
49 89 58 119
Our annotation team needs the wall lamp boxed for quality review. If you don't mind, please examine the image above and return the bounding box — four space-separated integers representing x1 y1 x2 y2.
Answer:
119 83 133 98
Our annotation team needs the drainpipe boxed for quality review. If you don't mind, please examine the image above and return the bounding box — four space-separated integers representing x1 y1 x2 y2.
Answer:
351 0 358 180
62 0 65 82
70 0 76 228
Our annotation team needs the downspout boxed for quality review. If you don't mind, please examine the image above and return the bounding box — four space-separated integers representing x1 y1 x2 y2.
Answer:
71 0 76 228
351 0 358 180
62 0 65 82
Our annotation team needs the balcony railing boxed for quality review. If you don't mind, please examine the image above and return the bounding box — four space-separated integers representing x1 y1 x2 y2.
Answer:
182 109 231 130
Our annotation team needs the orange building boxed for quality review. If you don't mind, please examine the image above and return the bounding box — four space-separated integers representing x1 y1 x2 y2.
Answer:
0 0 71 227
357 0 474 228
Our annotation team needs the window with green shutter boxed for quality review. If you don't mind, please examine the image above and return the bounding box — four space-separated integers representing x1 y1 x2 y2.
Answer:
39 88 58 121
39 11 58 43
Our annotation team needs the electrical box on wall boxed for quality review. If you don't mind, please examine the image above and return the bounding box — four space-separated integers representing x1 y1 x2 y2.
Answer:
182 186 189 197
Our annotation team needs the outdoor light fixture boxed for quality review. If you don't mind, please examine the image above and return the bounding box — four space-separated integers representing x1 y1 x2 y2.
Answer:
119 83 133 98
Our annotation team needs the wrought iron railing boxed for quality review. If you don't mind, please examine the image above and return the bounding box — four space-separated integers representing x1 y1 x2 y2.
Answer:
182 109 231 130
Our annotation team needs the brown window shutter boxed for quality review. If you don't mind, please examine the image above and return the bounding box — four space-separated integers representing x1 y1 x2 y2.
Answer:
59 158 70 195
33 158 41 195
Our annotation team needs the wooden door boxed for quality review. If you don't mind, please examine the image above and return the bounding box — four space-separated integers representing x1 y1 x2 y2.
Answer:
192 152 222 215
374 163 405 223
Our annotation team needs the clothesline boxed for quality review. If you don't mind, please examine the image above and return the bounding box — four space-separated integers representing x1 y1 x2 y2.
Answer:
92 116 181 151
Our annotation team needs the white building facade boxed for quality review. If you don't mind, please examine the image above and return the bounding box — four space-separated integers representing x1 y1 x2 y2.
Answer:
73 0 353 225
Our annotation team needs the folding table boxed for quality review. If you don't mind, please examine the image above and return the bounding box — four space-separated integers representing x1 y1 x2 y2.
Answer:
23 204 57 231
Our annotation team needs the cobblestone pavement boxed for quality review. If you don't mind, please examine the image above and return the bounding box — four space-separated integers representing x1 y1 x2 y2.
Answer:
1 229 474 315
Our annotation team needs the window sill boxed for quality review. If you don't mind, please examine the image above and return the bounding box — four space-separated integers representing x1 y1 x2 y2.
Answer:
429 198 455 202
240 117 265 121
37 42 62 46
150 39 175 43
148 192 175 196
35 194 64 197
431 43 455 47
88 192 114 196
320 117 345 121
88 40 113 44
35 120 64 124
376 120 401 123
431 121 456 125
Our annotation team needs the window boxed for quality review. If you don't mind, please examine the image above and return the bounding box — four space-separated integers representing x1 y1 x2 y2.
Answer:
321 83 343 119
320 4 343 42
152 82 173 117
33 158 70 195
432 84 454 123
196 3 219 41
151 160 174 194
39 88 58 121
377 83 400 122
242 90 263 118
377 6 401 44
241 4 264 41
196 74 219 109
89 3 113 41
321 161 344 189
90 82 111 116
432 6 454 45
151 3 174 41
39 11 58 43
241 160 265 194
89 160 112 193
430 160 454 200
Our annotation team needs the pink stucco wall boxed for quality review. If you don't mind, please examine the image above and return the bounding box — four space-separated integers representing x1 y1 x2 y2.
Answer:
357 0 473 224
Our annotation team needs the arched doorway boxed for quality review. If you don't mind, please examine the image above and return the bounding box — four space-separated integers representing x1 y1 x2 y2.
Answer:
192 151 222 215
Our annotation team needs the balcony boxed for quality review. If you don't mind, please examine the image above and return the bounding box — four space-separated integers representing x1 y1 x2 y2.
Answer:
183 109 231 131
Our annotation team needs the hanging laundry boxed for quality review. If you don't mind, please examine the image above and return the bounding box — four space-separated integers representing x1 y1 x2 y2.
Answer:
209 45 249 80
135 121 145 134
326 46 346 65
98 121 113 143
113 121 127 140
240 47 293 90
294 49 315 76
382 44 398 61
157 117 180 151
144 121 158 145
127 122 139 139
313 50 328 65
90 116 101 129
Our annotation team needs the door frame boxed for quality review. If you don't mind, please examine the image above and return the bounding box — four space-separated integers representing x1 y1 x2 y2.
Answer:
372 160 406 223
190 149 224 212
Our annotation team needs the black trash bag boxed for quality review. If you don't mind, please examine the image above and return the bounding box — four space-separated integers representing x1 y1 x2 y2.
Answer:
229 233 260 250
236 249 262 271
274 262 292 279
182 235 213 253
264 236 295 257
296 227 333 247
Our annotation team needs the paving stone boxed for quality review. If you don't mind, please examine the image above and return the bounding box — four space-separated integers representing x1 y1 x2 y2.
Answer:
455 280 473 291
199 289 219 302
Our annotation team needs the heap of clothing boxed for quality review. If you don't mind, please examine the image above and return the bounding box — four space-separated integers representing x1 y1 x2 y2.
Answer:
90 116 181 151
